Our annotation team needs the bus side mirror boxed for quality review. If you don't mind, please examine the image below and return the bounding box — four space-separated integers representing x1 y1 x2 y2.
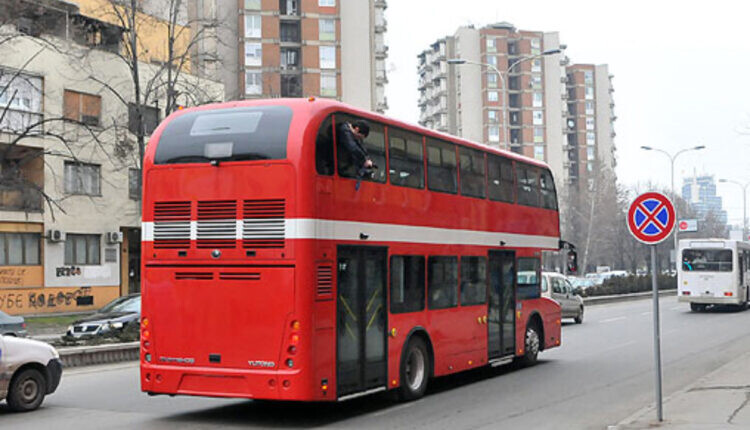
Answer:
567 250 578 274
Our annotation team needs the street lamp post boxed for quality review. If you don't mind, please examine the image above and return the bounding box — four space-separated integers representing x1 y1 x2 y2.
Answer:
448 48 561 150
719 179 749 240
640 145 706 267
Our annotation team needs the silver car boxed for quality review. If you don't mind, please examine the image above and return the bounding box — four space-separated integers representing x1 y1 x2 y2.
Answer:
0 311 27 337
542 272 584 323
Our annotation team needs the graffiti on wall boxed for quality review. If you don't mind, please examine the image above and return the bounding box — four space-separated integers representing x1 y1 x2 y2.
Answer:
0 287 94 311
55 266 82 277
0 268 27 286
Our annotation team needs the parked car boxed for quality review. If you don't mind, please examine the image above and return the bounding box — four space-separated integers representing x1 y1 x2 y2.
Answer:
66 294 140 338
542 272 584 323
0 310 27 337
0 335 62 412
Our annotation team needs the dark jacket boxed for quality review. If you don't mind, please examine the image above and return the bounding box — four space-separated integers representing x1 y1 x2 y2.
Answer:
336 122 369 170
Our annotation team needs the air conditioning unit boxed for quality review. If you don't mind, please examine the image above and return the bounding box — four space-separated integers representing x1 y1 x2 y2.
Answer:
106 232 124 244
48 229 66 242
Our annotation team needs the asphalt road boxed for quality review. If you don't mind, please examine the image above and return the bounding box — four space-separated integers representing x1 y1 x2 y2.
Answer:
4 297 750 429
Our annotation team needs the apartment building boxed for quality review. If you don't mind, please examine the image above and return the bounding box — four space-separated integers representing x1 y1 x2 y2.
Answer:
564 64 616 191
190 0 388 112
0 0 223 315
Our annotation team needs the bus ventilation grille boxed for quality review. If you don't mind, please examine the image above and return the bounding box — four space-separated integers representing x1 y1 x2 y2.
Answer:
197 200 237 248
316 265 333 299
175 272 213 280
153 201 191 249
242 199 285 249
219 272 261 281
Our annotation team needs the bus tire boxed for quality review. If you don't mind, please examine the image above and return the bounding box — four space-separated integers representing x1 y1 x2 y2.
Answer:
518 323 541 367
690 303 707 312
7 368 46 412
398 337 430 401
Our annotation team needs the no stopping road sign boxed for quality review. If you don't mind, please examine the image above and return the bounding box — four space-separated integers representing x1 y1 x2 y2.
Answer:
627 192 676 245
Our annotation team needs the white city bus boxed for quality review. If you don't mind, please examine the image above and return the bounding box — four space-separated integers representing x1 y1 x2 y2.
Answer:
678 239 750 311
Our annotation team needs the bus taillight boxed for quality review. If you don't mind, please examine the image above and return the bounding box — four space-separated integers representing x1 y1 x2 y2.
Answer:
725 292 734 296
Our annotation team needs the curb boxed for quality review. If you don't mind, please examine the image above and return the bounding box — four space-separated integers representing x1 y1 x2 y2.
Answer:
58 342 140 367
584 289 677 306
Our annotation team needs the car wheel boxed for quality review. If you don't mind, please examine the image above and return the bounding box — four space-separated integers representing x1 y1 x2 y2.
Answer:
574 307 584 324
398 337 430 401
518 323 541 367
7 368 46 412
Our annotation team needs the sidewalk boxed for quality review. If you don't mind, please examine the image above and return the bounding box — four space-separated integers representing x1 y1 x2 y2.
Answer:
615 350 750 429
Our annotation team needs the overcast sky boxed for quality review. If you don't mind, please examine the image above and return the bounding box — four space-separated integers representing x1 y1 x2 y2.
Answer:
383 0 750 225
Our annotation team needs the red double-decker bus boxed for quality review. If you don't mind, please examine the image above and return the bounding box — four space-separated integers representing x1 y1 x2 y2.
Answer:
140 98 563 402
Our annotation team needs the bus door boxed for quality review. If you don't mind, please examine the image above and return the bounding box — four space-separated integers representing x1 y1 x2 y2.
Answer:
488 250 516 358
336 246 388 397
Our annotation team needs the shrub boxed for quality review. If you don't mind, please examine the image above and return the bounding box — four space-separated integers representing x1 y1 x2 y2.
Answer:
580 274 676 297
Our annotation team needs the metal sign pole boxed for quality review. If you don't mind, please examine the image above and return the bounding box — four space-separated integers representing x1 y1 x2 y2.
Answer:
651 244 663 422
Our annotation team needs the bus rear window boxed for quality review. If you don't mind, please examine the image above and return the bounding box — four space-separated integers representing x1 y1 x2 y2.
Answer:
154 106 292 164
682 249 733 272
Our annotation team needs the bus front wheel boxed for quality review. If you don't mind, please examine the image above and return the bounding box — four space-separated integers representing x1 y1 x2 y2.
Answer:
398 337 430 401
518 323 541 367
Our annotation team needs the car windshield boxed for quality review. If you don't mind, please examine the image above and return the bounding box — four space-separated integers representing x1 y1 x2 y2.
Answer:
682 249 733 272
99 296 141 314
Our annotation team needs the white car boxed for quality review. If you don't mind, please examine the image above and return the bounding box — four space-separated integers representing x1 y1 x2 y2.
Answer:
542 272 584 323
0 335 62 412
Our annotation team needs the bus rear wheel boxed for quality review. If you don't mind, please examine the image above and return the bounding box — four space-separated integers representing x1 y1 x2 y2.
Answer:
398 337 430 401
690 303 707 312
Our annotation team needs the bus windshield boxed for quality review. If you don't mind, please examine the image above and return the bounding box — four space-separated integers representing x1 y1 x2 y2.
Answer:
154 106 293 164
682 249 733 272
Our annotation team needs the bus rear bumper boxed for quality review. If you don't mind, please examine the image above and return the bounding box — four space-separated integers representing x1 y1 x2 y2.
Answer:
140 363 323 401
678 295 742 305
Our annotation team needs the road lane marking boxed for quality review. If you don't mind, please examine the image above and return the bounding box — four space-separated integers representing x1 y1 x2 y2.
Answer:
671 306 683 310
641 311 652 316
600 316 627 323
370 400 418 417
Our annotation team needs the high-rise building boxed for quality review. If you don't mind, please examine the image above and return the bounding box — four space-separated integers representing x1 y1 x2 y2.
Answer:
564 64 616 191
190 0 388 112
682 174 728 224
417 22 616 200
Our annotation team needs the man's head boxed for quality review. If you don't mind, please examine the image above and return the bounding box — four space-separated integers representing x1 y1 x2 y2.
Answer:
352 120 370 139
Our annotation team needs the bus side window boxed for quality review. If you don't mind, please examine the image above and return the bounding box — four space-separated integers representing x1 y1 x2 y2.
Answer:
540 169 558 210
388 129 424 189
517 257 541 300
315 115 334 175
335 114 387 183
459 147 486 199
390 255 425 313
516 164 541 207
487 154 514 203
428 256 458 309
460 256 487 305
426 138 457 194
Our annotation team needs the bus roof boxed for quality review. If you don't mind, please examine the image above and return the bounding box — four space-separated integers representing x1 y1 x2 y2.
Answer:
165 98 554 171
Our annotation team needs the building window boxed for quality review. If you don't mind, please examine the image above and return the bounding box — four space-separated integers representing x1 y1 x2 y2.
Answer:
281 75 302 97
460 256 487 306
534 145 545 161
584 70 594 84
534 127 544 143
245 70 262 95
585 86 594 100
585 101 594 115
532 110 543 125
127 103 160 136
319 19 335 41
320 73 337 97
586 131 595 144
587 162 594 172
0 70 43 134
280 21 300 42
488 110 498 122
244 0 261 9
64 161 101 196
244 42 262 66
531 75 542 89
319 46 336 69
487 73 497 88
488 125 500 142
586 117 595 130
587 146 595 161
281 48 300 70
280 0 299 15
532 59 542 72
390 255 425 313
65 234 100 265
428 256 458 309
244 14 261 38
319 0 335 6
486 55 497 67
533 92 543 107
530 38 541 55
129 168 141 200
487 91 498 102
486 38 495 52
63 90 101 126
0 232 40 265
